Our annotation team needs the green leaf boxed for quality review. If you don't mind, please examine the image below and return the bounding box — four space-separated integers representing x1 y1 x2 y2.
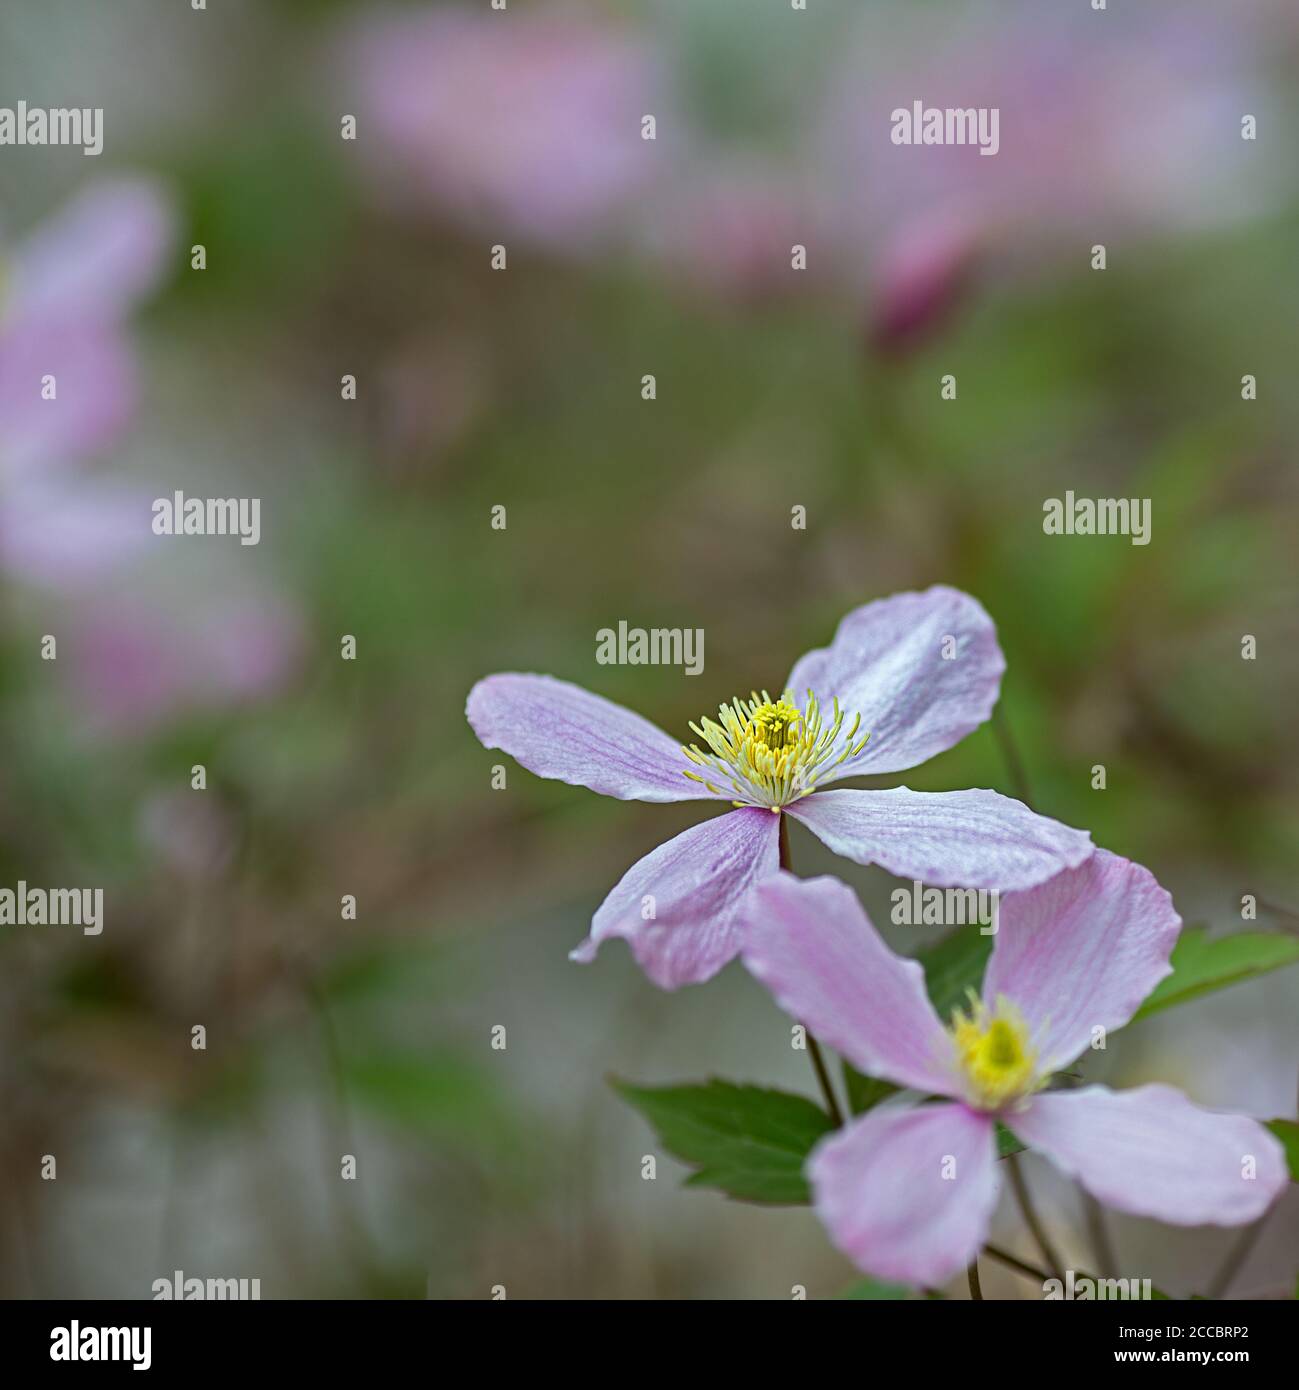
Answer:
841 1061 898 1116
612 1077 834 1204
836 1277 912 1300
917 926 993 1020
996 1123 1025 1159
1133 928 1299 1021
1265 1119 1299 1181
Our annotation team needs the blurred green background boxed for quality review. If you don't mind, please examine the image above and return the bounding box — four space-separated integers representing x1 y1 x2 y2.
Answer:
0 0 1296 1298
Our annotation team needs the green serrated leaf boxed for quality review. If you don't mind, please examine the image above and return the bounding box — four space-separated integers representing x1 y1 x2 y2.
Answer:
841 1061 899 1116
917 926 993 1021
613 1077 834 1204
1265 1119 1299 1181
835 1277 912 1300
1133 928 1299 1021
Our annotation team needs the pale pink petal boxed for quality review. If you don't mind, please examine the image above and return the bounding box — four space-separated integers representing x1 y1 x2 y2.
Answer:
466 673 722 804
571 807 779 989
789 787 1092 892
741 873 957 1096
785 586 1005 779
811 1103 999 1287
1008 1085 1288 1227
984 851 1180 1072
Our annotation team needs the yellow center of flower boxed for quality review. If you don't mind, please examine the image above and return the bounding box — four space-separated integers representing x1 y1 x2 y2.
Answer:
680 689 869 810
949 994 1039 1111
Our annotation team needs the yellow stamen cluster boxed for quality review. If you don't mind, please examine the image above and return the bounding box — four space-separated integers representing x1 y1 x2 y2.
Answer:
948 993 1039 1111
680 689 869 810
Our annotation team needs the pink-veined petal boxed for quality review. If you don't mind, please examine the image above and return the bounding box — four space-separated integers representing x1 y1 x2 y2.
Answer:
789 787 1092 892
786 586 1004 779
1008 1085 1288 1228
466 673 723 803
984 851 1180 1072
741 872 957 1096
571 807 779 989
811 1102 999 1287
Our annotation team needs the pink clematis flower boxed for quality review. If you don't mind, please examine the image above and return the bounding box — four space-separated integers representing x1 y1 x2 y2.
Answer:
466 586 1092 989
742 861 1289 1288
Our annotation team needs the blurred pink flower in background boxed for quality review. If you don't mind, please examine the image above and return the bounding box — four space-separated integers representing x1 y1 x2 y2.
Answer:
345 5 664 252
0 176 174 584
867 211 981 356
0 480 151 592
338 1 1287 342
639 163 818 304
64 591 305 735
0 176 173 476
818 2 1275 346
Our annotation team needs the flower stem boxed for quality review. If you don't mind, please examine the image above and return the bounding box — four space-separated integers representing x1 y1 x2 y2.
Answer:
1205 1216 1267 1299
779 814 845 1126
1007 1153 1066 1280
1083 1189 1119 1279
806 1035 845 1127
966 1257 984 1300
983 1243 1050 1283
991 703 1033 806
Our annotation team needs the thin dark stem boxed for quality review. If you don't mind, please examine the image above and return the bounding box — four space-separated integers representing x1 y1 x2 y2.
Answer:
966 1258 983 1300
806 1035 845 1127
1256 897 1299 936
1007 1153 1066 1280
991 704 1033 806
301 965 379 1286
1083 1190 1119 1279
983 1243 1051 1284
1205 1217 1267 1299
779 814 845 1126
